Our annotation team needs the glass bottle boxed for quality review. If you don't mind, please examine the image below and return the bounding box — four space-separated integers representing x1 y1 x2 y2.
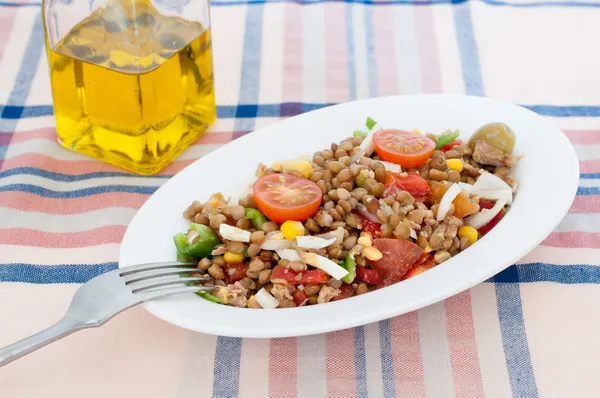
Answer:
43 0 216 175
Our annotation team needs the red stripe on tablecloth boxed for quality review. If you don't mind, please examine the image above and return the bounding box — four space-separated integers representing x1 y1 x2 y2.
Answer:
0 8 17 64
269 338 297 398
326 328 357 398
0 191 148 213
373 5 398 97
0 154 194 175
569 195 600 213
325 3 349 103
390 311 426 397
563 129 600 145
414 6 442 93
282 2 303 104
580 159 600 174
445 291 484 397
0 226 126 247
542 231 600 248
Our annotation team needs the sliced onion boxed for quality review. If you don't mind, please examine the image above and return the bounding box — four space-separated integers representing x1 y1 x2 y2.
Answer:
219 224 251 242
261 239 294 250
316 226 346 244
357 203 382 224
359 123 382 156
469 172 514 205
379 161 402 173
410 228 417 240
437 183 462 221
296 235 337 249
275 250 349 280
458 182 512 205
255 288 279 309
465 197 507 229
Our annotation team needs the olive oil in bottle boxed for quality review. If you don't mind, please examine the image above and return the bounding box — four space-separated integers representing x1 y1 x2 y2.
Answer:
45 0 216 174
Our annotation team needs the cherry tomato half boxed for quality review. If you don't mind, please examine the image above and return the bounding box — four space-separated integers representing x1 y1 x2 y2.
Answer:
253 174 323 223
373 129 435 168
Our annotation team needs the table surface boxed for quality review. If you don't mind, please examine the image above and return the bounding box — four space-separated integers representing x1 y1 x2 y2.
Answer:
1 0 600 397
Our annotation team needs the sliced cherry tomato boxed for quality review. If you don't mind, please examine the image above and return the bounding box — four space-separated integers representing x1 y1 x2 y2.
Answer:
253 173 323 223
369 238 423 287
355 212 382 238
401 254 437 281
332 283 355 301
477 199 505 236
441 138 462 151
292 289 309 307
384 172 431 199
225 263 249 284
373 129 435 168
356 267 381 285
270 266 330 285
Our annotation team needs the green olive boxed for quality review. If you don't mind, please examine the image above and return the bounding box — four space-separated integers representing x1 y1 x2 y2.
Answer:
467 122 516 154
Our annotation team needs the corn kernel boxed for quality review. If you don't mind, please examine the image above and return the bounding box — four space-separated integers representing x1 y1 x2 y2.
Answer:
363 246 383 261
281 220 305 240
458 226 478 245
446 159 463 173
224 252 245 264
272 162 283 172
282 159 313 178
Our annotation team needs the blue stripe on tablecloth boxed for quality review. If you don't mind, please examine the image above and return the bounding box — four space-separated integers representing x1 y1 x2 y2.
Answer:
0 184 158 197
378 319 396 398
364 6 377 98
233 4 264 134
2 263 599 284
354 326 369 397
4 182 599 198
4 0 600 7
581 173 600 179
212 337 243 398
0 12 43 167
4 103 600 119
0 262 118 283
345 4 357 101
494 267 539 398
453 2 484 96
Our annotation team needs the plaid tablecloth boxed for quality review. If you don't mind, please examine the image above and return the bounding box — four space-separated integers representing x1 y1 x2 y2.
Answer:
1 0 600 396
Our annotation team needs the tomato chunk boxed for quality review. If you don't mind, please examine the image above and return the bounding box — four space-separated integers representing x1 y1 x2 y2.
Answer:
292 289 309 307
253 173 322 223
369 239 423 287
356 267 380 285
225 263 249 284
441 138 462 152
401 254 437 281
332 283 356 301
271 266 330 285
477 199 505 236
373 129 435 168
355 212 382 238
427 180 478 219
384 172 431 199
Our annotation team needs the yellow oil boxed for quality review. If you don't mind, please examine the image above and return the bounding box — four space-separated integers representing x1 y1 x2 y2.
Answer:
44 0 216 174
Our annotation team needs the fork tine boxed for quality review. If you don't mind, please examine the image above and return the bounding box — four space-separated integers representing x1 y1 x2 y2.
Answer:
122 267 206 284
135 285 216 303
129 276 208 293
118 261 196 277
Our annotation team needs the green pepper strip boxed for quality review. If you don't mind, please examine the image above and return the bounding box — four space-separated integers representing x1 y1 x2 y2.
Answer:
172 224 221 260
342 253 356 284
353 130 368 137
435 129 460 150
245 208 267 230
366 117 378 131
197 291 222 303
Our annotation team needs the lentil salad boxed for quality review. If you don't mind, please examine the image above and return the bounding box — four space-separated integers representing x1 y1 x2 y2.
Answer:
174 120 520 309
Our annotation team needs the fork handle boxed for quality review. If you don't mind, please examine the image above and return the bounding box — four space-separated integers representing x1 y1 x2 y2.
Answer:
0 316 85 367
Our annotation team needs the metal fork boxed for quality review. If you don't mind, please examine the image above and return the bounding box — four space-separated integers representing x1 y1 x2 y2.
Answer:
0 262 214 367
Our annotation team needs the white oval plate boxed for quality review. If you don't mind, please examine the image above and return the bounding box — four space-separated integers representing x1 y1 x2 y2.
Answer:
120 94 579 338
